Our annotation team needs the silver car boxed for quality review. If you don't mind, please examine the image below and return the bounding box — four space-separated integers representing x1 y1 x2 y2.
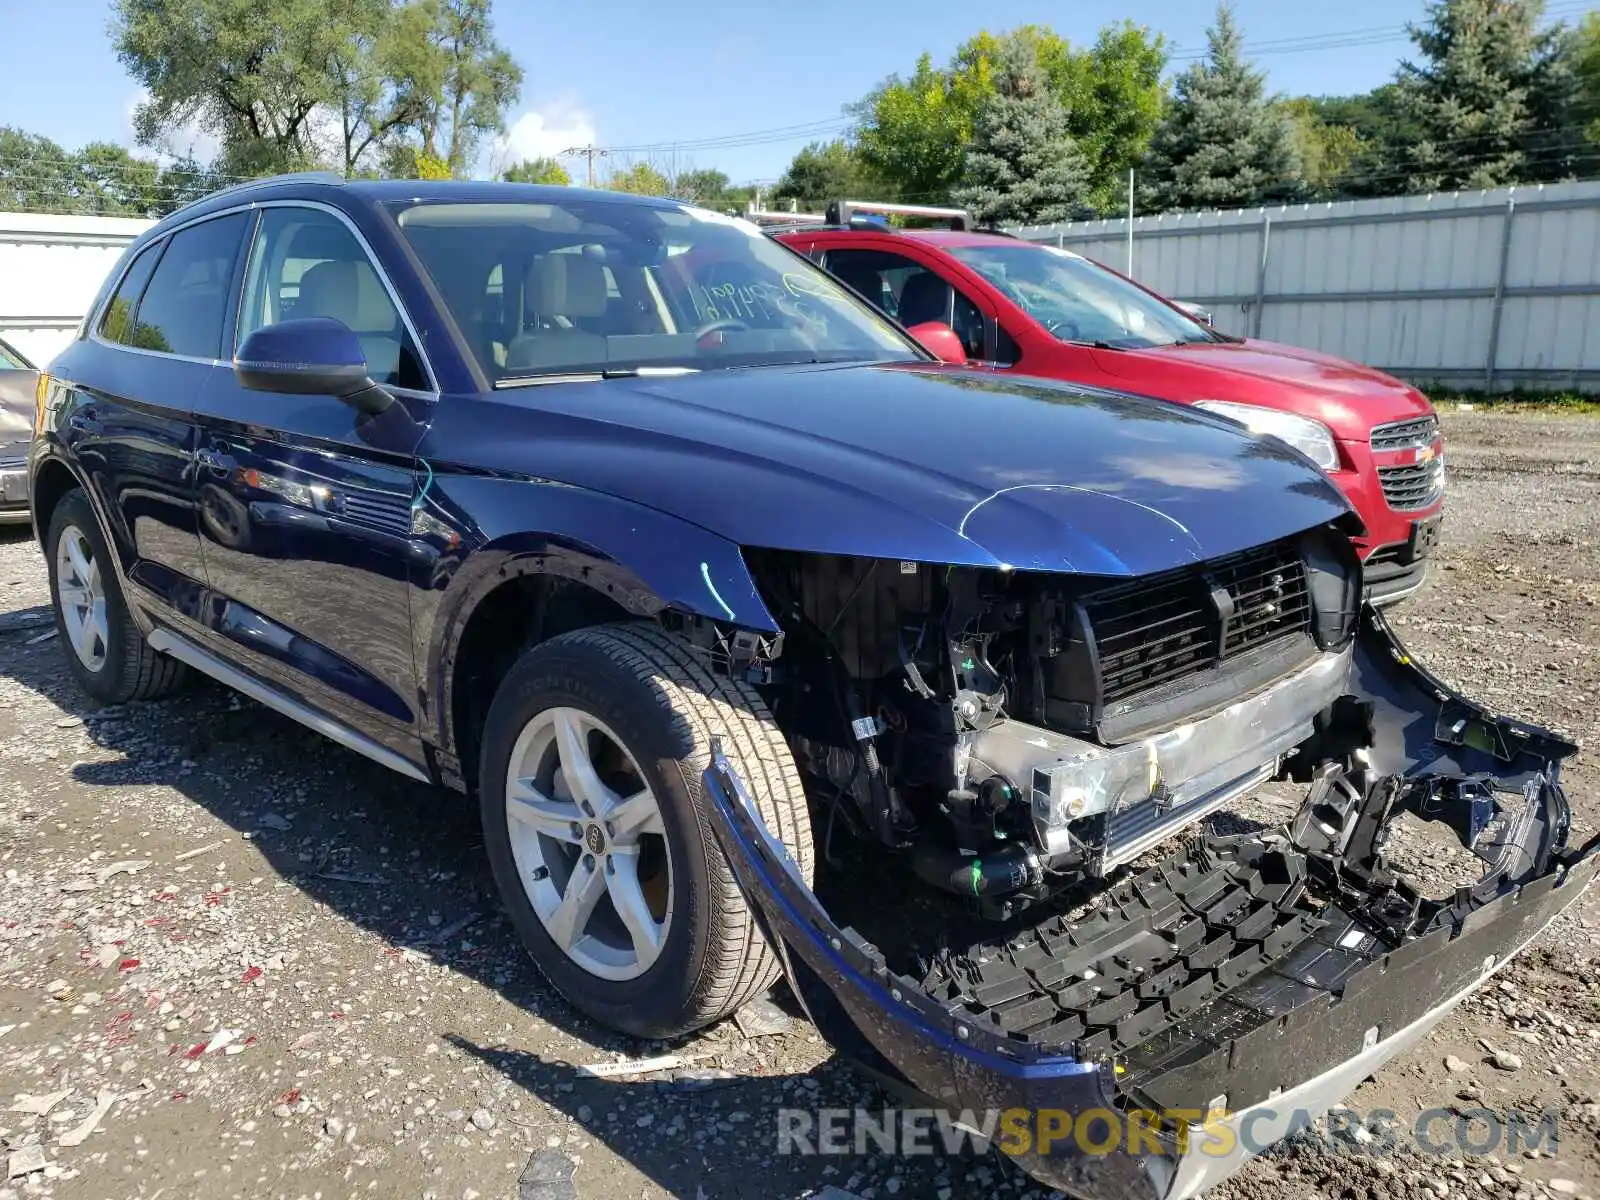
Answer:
0 337 36 523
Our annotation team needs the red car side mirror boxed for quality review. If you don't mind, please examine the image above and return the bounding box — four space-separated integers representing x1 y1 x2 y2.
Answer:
904 322 969 366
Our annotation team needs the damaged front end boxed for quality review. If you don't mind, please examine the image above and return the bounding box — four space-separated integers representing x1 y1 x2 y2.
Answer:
700 610 1599 1199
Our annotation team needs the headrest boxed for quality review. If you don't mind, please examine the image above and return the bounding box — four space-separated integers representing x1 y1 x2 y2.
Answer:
297 260 396 333
526 254 607 319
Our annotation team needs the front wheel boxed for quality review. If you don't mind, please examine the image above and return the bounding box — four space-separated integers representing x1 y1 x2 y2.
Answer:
479 622 812 1038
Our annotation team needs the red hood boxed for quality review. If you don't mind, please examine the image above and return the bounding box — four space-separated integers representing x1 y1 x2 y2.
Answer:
1088 337 1433 438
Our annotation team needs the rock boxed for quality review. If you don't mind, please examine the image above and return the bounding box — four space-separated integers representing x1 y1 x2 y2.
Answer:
469 1108 495 1132
1490 1050 1524 1071
1446 1055 1472 1073
518 1148 579 1200
1549 1183 1578 1196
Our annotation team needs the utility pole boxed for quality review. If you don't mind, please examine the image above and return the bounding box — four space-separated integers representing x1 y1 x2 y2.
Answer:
1126 168 1135 276
561 145 609 188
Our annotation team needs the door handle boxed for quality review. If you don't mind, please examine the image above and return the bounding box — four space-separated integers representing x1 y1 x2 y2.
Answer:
196 447 237 474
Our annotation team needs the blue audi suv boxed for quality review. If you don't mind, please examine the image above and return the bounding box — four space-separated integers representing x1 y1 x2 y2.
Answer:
29 175 1593 1198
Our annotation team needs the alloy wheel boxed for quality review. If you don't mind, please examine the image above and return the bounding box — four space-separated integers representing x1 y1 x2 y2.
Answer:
504 706 673 981
55 524 108 672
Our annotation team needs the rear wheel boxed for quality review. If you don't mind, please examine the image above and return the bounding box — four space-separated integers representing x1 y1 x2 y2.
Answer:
479 622 812 1038
45 488 185 704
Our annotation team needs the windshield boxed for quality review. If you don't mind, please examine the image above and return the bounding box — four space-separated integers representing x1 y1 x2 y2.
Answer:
391 198 920 381
947 243 1216 350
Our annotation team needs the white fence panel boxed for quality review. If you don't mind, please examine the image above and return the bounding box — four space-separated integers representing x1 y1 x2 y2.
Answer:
0 212 152 366
1012 179 1600 391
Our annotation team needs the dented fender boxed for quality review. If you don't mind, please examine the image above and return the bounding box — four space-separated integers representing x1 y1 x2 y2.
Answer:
701 610 1599 1199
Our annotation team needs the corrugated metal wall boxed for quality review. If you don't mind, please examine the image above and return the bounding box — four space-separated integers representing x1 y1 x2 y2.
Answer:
1011 179 1600 391
0 212 151 366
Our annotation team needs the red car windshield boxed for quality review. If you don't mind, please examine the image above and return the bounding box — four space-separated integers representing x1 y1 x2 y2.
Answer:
947 243 1218 350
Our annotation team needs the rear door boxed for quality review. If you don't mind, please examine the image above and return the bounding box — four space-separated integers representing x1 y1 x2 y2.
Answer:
59 214 248 616
189 202 433 765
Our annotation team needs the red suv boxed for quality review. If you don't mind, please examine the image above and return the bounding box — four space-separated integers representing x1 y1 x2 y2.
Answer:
774 203 1445 605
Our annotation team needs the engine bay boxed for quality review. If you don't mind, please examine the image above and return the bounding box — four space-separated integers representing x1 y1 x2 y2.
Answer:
730 530 1361 917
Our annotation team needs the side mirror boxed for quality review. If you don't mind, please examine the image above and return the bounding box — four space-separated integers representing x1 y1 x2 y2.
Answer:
234 318 390 414
904 321 969 366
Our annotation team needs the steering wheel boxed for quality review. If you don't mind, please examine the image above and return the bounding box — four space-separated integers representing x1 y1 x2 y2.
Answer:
694 319 751 343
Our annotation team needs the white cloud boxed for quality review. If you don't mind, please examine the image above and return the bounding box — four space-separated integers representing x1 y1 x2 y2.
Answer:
487 101 597 178
122 89 221 166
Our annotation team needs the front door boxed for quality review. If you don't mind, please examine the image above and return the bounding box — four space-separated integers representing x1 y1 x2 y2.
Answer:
191 203 434 762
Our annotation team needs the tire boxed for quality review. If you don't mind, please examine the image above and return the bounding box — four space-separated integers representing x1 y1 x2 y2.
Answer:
45 488 186 704
479 622 812 1039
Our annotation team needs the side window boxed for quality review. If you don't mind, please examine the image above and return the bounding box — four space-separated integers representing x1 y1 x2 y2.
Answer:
825 248 988 360
239 207 427 390
0 340 27 370
99 241 165 349
131 214 247 358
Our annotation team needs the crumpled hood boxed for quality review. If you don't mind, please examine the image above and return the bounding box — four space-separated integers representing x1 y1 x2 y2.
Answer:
459 364 1357 578
1090 338 1434 436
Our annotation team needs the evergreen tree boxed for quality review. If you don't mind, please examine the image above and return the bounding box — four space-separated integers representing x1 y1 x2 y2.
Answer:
952 39 1091 225
1140 3 1301 211
1395 0 1551 190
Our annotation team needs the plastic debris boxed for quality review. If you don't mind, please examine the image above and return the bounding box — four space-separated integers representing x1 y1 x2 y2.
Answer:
257 813 292 831
10 1089 70 1116
578 1054 686 1078
7 1144 48 1178
203 1028 242 1055
733 992 794 1039
518 1147 579 1200
57 1089 116 1148
95 860 151 883
174 840 229 862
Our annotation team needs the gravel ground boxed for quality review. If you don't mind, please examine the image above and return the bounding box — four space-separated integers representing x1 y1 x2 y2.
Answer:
2 407 1600 1200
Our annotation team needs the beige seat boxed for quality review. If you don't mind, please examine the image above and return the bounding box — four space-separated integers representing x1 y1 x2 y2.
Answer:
297 260 403 384
505 255 609 372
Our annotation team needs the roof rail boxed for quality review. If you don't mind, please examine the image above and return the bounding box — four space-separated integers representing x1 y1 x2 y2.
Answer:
744 208 827 227
825 199 971 231
171 170 347 217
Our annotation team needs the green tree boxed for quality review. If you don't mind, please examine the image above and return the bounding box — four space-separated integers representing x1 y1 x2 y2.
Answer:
772 141 871 210
503 156 571 185
1141 3 1301 211
0 128 218 216
1282 99 1363 197
1299 86 1424 196
673 168 734 208
0 129 83 213
385 0 522 174
953 38 1091 225
1394 0 1547 190
1053 22 1169 212
607 162 670 196
1578 12 1600 141
851 53 973 203
113 0 384 174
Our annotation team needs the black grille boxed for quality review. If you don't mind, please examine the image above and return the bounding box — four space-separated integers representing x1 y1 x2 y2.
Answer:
1369 415 1438 453
1376 459 1444 511
1083 542 1312 707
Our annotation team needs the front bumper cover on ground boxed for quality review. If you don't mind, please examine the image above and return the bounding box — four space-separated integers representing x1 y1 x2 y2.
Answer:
700 610 1599 1199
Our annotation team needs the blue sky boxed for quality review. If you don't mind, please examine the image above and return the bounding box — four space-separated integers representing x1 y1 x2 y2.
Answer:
0 0 1552 184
